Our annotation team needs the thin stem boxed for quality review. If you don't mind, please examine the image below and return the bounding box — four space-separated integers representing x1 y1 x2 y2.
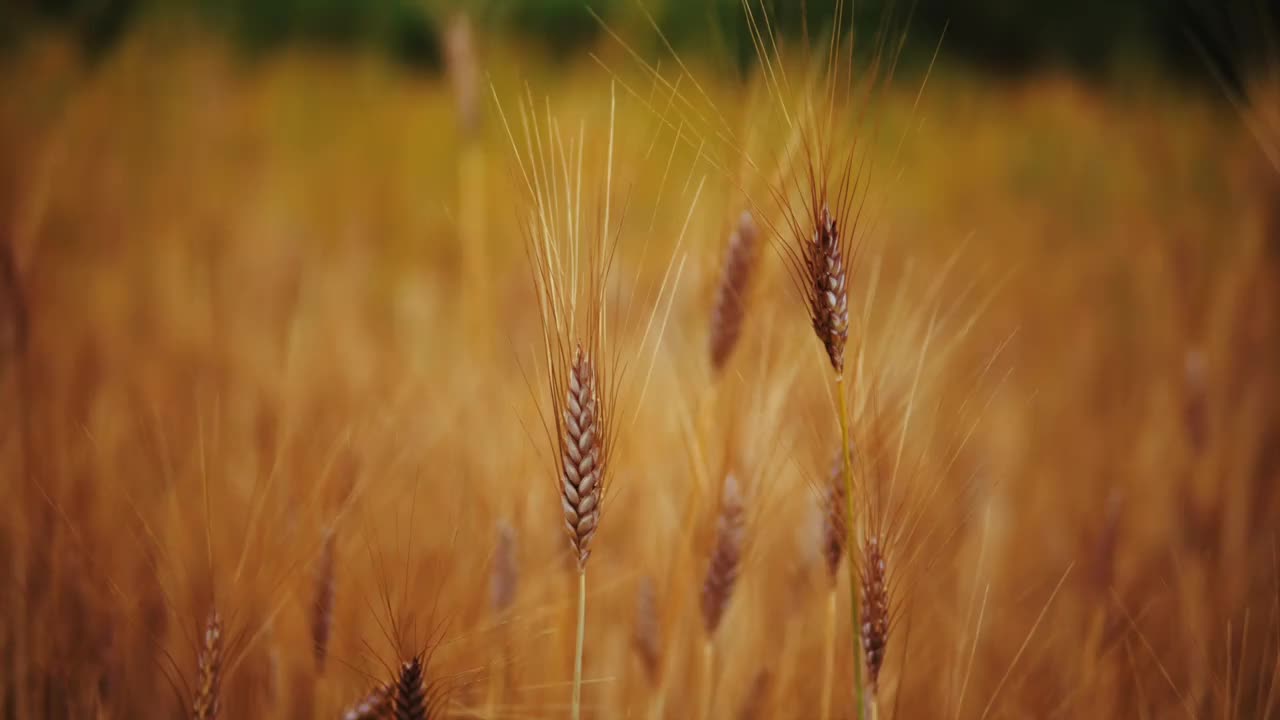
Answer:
573 570 586 720
699 640 716 720
836 373 866 720
821 587 838 720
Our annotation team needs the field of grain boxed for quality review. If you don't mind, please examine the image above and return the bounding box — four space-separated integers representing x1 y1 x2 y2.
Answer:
1 13 1279 719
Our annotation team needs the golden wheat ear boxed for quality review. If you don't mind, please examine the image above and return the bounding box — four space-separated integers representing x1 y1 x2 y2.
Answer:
192 610 223 720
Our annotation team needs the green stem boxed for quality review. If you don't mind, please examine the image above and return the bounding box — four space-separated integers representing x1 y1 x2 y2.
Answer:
836 374 865 720
573 570 586 720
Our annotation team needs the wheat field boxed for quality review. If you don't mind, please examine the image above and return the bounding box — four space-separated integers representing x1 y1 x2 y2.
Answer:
1 9 1279 719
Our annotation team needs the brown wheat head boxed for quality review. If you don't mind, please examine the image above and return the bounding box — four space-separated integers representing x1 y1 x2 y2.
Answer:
820 446 849 585
709 210 760 373
490 519 519 614
560 343 605 572
805 205 850 374
633 574 662 686
859 535 890 693
394 657 427 720
701 473 747 636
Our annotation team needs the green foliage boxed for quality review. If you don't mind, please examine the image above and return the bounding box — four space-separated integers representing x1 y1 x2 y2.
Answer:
2 0 1277 84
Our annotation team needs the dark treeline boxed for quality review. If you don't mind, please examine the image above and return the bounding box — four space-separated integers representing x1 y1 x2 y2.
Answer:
2 0 1277 89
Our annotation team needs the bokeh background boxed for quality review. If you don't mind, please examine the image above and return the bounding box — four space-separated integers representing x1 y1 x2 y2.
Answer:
2 1 1280 718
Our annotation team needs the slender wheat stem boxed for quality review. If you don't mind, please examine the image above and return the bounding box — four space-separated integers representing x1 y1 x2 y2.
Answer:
836 374 865 720
699 641 715 720
820 588 838 720
572 569 586 720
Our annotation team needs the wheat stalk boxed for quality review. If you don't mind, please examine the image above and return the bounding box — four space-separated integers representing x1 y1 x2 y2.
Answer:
560 343 607 720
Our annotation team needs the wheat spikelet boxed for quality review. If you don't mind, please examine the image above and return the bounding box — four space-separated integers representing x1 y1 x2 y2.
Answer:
701 473 746 636
805 206 850 374
709 210 760 373
633 574 662 686
859 536 889 694
560 344 604 572
313 531 336 673
192 610 223 720
821 448 849 585
490 519 518 614
394 657 427 720
342 684 391 720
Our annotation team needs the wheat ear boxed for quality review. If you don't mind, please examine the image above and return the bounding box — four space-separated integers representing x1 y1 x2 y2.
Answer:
192 610 223 720
819 444 849 720
699 473 746 720
394 657 426 720
633 574 665 719
559 343 606 720
313 531 336 673
709 210 760 373
860 535 890 700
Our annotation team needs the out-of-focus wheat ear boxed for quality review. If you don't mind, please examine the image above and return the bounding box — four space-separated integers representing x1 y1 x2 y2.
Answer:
313 531 336 673
633 574 662 687
1183 348 1209 455
804 205 850 375
561 343 604 572
859 536 890 695
342 684 392 720
444 12 479 137
0 240 26 368
700 473 746 637
490 520 518 614
709 210 760 374
192 610 223 720
394 657 427 720
821 447 849 586
736 669 773 720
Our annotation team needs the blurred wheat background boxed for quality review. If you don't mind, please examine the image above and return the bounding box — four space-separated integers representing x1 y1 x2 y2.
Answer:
2 0 1280 718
